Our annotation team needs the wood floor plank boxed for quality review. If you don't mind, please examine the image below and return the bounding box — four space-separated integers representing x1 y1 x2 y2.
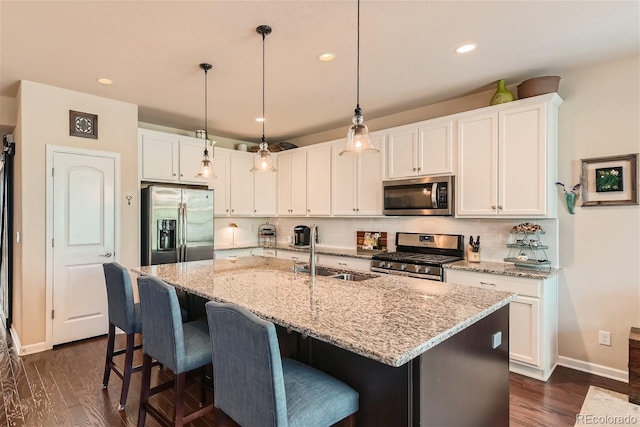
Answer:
1 330 25 427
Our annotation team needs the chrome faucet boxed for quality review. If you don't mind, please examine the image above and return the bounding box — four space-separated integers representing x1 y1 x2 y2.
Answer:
309 224 319 277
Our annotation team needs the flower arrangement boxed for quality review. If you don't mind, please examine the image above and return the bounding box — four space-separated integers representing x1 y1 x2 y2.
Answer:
555 181 580 214
555 181 580 194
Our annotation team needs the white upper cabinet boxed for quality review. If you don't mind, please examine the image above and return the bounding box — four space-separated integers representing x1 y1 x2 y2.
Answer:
209 148 230 216
456 93 562 218
210 147 276 217
229 151 255 216
306 145 332 216
332 134 384 216
139 129 208 186
254 156 277 216
386 118 454 179
277 150 307 216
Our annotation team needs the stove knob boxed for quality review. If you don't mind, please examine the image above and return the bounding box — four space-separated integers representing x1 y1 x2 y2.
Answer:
413 265 422 273
424 267 430 274
400 264 407 271
386 262 393 269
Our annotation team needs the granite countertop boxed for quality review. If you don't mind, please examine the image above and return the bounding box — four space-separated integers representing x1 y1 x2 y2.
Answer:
214 243 375 260
445 260 560 279
134 257 514 367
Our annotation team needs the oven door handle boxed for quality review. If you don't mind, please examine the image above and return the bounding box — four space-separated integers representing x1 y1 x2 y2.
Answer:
431 183 438 208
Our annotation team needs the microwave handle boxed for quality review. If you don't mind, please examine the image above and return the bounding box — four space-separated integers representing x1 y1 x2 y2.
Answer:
431 183 438 208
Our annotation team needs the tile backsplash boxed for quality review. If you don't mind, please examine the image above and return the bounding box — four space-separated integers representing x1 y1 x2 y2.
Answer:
268 216 559 266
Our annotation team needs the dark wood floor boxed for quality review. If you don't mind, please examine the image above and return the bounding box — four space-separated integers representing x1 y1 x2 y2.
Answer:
0 327 629 427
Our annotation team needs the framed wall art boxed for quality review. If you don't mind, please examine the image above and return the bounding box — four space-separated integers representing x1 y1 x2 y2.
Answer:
69 110 98 139
580 153 638 207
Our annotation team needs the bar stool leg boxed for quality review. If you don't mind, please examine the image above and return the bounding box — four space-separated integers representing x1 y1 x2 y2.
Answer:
119 332 136 410
137 353 153 427
174 372 186 427
102 323 116 388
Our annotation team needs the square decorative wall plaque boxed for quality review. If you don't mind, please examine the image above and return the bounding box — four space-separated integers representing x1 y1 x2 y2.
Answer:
69 110 98 139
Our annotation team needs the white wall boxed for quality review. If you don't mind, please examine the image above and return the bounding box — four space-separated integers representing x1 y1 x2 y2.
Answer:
555 54 640 376
14 81 138 347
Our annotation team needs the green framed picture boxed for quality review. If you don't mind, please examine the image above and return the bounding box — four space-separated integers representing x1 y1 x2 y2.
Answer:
581 153 638 207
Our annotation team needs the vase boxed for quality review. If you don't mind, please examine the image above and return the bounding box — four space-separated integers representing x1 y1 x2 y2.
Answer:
490 79 514 106
565 192 576 214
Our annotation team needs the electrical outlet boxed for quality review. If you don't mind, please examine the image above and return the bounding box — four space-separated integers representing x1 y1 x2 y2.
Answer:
598 330 611 346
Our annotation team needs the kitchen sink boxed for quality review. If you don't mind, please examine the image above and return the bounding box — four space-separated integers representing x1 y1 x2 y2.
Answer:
293 265 375 281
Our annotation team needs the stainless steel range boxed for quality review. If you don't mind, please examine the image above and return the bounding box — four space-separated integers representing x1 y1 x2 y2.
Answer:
371 232 465 281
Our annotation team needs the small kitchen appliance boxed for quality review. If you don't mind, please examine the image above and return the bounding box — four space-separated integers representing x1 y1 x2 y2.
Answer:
293 225 311 246
383 175 454 216
370 232 464 281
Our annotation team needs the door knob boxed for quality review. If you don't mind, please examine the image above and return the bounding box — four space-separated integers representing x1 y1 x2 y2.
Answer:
99 252 113 258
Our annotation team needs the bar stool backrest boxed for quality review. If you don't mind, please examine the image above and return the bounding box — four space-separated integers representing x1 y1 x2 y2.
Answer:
103 262 136 334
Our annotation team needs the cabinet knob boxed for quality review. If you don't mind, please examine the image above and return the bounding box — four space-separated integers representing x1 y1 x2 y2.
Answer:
232 209 235 213
353 208 356 211
417 167 421 171
180 174 183 177
498 205 503 210
491 205 497 210
308 209 310 213
412 168 417 172
226 209 229 212
356 208 360 212
254 209 257 213
172 173 177 176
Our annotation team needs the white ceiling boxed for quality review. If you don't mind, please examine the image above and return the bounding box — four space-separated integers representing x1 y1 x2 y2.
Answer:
1 1 638 143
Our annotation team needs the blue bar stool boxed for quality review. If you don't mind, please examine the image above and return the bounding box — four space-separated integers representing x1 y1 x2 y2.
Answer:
137 276 214 427
205 301 359 427
102 262 144 411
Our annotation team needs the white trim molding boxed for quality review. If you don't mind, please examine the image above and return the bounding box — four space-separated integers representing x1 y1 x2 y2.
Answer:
558 355 629 383
10 327 46 356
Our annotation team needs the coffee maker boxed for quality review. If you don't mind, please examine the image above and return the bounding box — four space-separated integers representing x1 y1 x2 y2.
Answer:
293 225 311 246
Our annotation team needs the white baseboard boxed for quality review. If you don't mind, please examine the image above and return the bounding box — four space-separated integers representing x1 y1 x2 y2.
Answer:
558 355 628 383
10 327 47 356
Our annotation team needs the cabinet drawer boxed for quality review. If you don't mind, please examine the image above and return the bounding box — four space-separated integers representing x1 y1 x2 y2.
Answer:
262 248 277 258
445 269 541 298
317 255 371 272
275 249 305 262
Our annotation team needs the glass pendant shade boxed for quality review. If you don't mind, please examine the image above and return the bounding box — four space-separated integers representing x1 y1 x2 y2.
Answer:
250 142 276 172
341 110 378 156
196 149 216 179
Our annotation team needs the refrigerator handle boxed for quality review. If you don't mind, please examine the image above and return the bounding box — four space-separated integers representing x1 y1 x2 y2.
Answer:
181 203 188 261
178 203 184 262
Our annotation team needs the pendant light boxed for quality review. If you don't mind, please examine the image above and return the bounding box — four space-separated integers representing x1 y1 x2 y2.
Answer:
196 63 216 179
340 0 379 156
251 25 277 173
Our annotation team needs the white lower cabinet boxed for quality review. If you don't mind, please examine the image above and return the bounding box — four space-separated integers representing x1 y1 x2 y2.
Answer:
214 248 252 259
316 254 372 272
444 269 558 381
275 249 306 262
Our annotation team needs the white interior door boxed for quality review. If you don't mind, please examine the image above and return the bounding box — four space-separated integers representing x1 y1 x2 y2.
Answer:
51 150 116 345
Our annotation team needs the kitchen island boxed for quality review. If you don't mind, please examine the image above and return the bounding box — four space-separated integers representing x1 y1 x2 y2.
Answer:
135 257 515 426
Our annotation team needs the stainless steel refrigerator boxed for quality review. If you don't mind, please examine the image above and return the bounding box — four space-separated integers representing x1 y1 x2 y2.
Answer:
141 186 214 265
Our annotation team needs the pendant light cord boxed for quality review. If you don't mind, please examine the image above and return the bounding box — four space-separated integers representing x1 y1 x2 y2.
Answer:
204 66 209 155
262 30 266 144
356 0 361 114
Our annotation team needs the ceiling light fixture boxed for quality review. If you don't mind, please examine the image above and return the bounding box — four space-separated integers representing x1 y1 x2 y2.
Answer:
455 44 477 54
196 63 216 179
318 52 336 62
97 78 113 85
251 25 277 173
340 0 379 156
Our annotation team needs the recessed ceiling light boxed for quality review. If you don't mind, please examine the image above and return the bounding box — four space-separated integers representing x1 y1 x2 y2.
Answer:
256 117 266 122
97 78 113 85
318 53 336 62
455 44 477 54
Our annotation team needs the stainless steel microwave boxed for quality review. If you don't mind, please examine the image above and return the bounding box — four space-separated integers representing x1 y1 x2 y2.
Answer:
383 175 454 216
